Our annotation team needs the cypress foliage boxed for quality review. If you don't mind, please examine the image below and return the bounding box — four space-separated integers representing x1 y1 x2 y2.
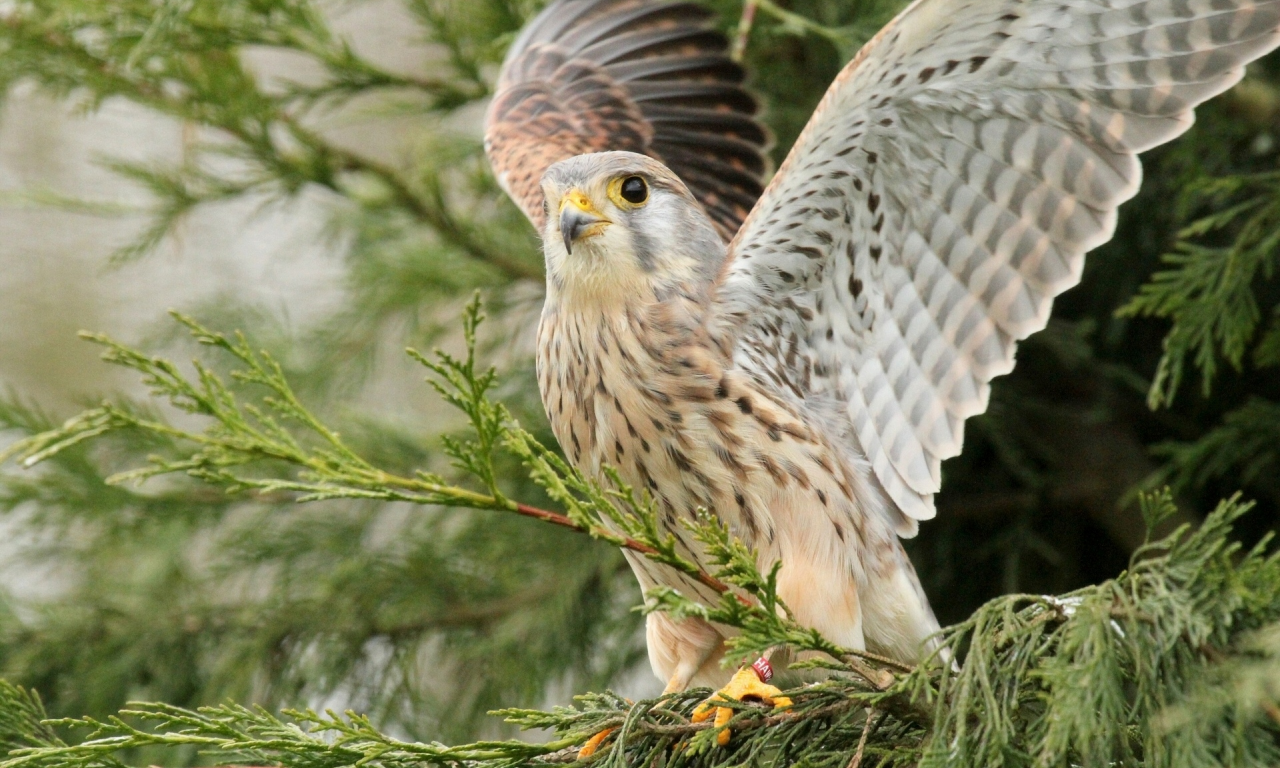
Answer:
0 0 1278 765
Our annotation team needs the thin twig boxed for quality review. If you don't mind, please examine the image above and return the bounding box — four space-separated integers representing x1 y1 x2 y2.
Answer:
731 0 759 62
843 649 915 674
752 0 847 46
510 501 736 596
846 709 880 768
1263 702 1280 728
844 657 896 691
286 118 543 282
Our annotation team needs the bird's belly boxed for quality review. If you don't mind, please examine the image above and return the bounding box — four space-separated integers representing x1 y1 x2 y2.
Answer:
584 366 876 584
537 312 936 659
594 404 871 649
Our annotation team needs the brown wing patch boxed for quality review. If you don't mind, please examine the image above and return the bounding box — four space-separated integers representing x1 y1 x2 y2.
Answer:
484 0 771 241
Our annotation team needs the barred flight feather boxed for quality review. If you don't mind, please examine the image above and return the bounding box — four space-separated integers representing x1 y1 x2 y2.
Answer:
714 0 1280 530
484 0 771 242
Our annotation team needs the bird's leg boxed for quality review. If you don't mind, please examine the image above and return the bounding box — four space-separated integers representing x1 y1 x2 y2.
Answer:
577 694 638 760
576 728 616 760
661 652 707 694
578 649 713 758
691 654 792 746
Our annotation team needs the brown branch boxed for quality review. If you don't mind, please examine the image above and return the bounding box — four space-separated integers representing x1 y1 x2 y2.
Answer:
512 502 739 598
846 709 880 768
300 469 739 598
842 649 915 675
378 585 560 635
842 657 898 691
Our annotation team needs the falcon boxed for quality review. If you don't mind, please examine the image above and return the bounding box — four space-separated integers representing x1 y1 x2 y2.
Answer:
484 0 1280 745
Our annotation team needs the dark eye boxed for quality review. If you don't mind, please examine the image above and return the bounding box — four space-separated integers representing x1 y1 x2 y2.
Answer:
620 176 648 204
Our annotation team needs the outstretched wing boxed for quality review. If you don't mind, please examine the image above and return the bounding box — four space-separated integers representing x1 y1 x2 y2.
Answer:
484 0 770 241
714 0 1280 527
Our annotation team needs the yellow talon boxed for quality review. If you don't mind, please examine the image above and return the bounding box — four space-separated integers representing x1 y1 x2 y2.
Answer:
691 667 792 746
576 726 616 759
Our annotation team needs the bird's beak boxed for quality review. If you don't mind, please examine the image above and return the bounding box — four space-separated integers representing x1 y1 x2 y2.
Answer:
558 190 608 254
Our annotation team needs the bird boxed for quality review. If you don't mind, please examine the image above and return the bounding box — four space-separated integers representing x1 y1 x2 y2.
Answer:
484 0 1280 747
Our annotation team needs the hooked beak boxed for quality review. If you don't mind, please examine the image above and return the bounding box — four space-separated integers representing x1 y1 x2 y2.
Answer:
558 190 608 254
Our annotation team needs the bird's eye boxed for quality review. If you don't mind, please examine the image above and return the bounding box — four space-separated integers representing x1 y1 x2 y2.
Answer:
619 176 648 204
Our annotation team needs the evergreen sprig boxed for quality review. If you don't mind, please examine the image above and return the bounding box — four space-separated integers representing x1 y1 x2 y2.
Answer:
0 685 60 757
1146 397 1280 498
1 297 909 693
0 296 629 537
6 304 1278 765
1114 159 1280 511
910 489 1280 767
642 515 911 690
1 489 1276 767
1119 171 1280 408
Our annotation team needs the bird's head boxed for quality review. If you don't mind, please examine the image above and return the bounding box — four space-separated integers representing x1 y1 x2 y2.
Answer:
540 151 724 305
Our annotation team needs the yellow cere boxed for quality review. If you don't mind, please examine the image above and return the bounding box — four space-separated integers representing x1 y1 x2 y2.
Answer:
559 189 602 217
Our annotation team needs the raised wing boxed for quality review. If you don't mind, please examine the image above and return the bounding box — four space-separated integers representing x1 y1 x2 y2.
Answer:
484 0 770 241
714 0 1280 527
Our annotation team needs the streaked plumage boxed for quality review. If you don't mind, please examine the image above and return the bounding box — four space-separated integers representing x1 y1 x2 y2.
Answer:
485 0 1280 689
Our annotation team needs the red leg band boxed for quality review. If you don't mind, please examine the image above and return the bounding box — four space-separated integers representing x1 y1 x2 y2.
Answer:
751 657 773 683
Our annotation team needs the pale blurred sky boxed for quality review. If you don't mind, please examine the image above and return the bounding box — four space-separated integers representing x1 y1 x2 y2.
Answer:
0 92 349 405
0 0 459 613
0 0 448 411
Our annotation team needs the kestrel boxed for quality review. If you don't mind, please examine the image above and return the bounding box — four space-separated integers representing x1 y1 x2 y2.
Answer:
485 0 1280 726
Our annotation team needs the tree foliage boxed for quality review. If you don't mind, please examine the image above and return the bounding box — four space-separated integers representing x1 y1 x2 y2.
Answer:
0 487 1277 767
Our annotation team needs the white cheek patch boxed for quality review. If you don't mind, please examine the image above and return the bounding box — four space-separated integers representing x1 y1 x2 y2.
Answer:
546 219 653 305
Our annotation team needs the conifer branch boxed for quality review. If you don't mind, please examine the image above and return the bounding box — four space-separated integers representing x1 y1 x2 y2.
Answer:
0 299 692 583
0 297 855 654
0 304 945 764
731 0 760 62
1 488 1275 767
751 0 849 45
742 0 900 58
1119 170 1280 407
0 295 922 713
1142 397 1280 497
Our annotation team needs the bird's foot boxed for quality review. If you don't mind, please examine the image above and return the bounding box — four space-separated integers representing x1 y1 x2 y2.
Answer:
576 727 616 760
691 660 792 746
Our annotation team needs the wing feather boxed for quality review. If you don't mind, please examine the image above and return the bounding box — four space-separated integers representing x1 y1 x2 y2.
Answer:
484 0 771 241
714 0 1280 531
